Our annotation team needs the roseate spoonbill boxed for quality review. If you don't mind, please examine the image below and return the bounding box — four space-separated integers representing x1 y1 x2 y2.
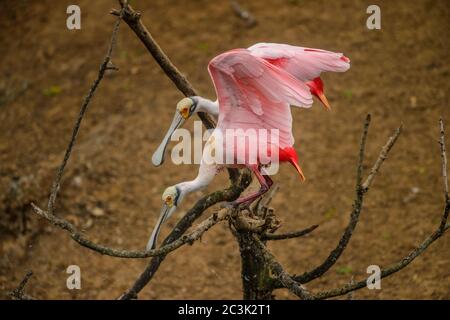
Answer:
152 43 350 166
147 44 350 250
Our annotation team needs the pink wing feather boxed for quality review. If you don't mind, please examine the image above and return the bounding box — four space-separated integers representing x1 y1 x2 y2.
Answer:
208 49 313 151
247 43 350 81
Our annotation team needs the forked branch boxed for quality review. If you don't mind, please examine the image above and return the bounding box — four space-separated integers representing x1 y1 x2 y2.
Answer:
28 0 248 300
31 203 232 259
21 0 449 301
294 115 402 284
314 220 449 299
309 119 448 299
119 171 252 299
47 10 124 214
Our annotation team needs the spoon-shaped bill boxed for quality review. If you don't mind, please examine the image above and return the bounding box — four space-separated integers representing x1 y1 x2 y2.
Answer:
146 203 177 250
151 112 185 166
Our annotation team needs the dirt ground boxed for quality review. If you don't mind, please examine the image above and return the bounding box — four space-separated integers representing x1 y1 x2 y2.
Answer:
0 0 449 300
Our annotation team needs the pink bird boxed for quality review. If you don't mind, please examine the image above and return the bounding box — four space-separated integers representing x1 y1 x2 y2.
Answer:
148 43 350 249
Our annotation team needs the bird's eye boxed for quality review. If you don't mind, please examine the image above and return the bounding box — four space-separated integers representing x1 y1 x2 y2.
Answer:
180 107 190 119
165 194 175 207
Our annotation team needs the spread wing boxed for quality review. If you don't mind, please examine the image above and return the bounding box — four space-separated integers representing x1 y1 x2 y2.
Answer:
208 49 313 148
248 42 350 81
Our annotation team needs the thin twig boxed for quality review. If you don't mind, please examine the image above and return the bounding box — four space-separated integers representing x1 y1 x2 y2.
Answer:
261 224 318 241
440 119 449 200
31 203 230 259
8 271 34 300
357 114 371 187
346 277 355 300
311 120 448 299
47 10 124 214
294 117 402 284
439 119 449 233
314 223 449 299
361 125 403 191
230 1 257 27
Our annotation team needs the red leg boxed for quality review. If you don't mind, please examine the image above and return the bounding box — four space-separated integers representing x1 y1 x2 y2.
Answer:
232 166 273 206
264 174 274 188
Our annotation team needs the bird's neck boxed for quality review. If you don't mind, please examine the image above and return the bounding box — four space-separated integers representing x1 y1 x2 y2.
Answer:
177 164 217 199
195 96 219 118
178 181 200 195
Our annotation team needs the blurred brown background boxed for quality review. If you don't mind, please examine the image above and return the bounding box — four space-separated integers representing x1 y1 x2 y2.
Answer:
0 0 449 299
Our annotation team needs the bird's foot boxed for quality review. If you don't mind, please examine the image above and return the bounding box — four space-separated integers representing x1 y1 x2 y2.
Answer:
221 201 239 210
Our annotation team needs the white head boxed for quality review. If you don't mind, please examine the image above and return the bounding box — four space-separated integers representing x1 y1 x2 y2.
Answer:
160 184 186 224
161 185 181 208
146 184 185 250
176 97 197 119
151 97 197 167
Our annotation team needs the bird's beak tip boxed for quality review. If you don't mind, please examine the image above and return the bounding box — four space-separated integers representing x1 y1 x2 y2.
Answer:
291 160 306 182
318 92 331 111
151 158 163 167
152 111 186 167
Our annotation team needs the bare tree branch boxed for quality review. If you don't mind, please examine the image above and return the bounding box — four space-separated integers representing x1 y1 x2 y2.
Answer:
294 116 402 284
251 184 279 213
109 1 250 299
31 203 231 259
311 118 449 299
20 0 448 301
357 114 371 187
361 125 403 191
314 222 449 299
47 10 124 214
346 277 355 300
111 2 215 130
119 171 252 299
439 119 449 232
8 271 34 300
440 119 449 198
261 224 319 241
25 0 246 299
